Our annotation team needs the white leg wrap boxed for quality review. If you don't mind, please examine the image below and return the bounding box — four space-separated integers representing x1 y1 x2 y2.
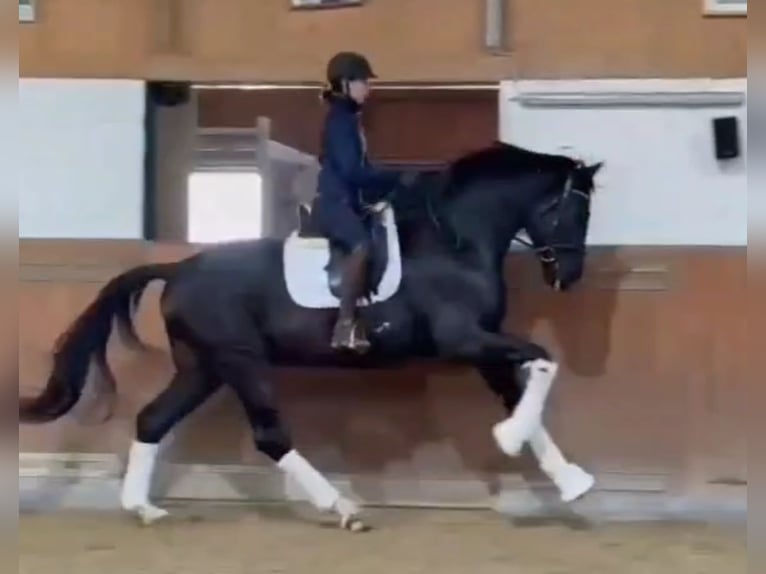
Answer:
278 450 346 512
528 427 568 475
120 440 169 525
529 427 595 503
277 450 365 530
493 359 558 456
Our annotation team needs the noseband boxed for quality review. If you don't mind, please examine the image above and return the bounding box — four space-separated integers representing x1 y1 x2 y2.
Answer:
513 170 591 267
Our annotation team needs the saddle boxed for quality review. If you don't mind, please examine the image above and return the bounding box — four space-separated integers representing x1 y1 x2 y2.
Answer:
297 203 390 301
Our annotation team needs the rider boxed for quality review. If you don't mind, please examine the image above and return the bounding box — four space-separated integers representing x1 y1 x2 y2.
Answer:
313 51 403 353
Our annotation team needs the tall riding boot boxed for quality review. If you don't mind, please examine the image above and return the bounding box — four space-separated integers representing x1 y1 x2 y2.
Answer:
331 247 371 353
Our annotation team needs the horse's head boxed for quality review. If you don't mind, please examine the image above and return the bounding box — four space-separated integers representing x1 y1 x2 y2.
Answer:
390 144 603 291
523 161 603 291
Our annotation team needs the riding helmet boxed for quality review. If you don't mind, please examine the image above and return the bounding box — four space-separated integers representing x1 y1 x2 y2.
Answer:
326 51 378 83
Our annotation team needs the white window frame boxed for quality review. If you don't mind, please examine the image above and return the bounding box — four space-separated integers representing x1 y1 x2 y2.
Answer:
703 0 747 16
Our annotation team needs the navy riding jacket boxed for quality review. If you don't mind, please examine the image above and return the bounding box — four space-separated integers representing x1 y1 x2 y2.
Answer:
316 96 401 213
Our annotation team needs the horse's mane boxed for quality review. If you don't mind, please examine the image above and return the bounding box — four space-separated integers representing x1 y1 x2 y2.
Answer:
390 141 579 237
443 141 577 196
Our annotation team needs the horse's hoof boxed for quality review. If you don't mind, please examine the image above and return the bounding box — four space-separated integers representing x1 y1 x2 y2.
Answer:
557 464 595 503
492 417 533 457
340 515 369 533
125 504 169 526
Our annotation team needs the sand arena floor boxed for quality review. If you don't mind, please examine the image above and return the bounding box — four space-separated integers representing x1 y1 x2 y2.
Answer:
16 504 745 574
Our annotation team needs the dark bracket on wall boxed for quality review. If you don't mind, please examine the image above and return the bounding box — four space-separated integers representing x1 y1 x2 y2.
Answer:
152 0 188 55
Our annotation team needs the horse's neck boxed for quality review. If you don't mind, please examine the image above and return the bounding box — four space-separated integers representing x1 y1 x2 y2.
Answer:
441 193 523 269
395 173 521 273
395 202 517 301
395 211 453 257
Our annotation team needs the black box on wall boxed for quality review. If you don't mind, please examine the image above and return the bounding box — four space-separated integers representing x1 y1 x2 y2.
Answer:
712 116 740 160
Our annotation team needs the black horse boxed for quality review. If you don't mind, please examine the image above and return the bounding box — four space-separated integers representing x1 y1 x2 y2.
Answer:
20 141 603 531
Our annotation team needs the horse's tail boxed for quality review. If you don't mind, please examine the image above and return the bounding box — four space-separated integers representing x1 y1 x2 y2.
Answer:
19 262 178 424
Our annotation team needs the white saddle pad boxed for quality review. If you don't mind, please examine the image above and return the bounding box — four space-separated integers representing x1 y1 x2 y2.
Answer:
283 206 402 309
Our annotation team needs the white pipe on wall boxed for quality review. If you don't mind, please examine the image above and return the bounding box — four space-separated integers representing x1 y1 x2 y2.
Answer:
484 0 506 52
512 91 746 109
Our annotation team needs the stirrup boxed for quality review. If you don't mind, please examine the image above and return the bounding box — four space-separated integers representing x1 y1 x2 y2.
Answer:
331 319 371 353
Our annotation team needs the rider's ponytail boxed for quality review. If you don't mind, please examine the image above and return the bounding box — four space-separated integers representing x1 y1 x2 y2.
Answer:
320 79 347 103
320 83 333 102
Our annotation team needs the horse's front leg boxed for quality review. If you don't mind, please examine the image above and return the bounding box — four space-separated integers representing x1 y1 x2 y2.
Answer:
440 328 559 455
478 364 595 503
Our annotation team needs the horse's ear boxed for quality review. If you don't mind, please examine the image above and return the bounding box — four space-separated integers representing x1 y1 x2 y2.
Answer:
586 162 604 177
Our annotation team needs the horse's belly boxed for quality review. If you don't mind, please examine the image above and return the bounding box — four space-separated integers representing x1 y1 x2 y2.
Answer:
265 303 421 365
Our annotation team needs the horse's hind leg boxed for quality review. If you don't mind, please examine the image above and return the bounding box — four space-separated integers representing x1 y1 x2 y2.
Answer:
211 345 366 532
121 340 221 525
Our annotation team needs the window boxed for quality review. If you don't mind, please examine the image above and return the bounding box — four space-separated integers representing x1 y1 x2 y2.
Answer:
704 0 747 15
187 171 262 243
19 0 35 22
188 127 264 243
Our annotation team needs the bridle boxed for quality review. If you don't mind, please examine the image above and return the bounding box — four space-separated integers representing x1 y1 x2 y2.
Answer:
511 170 592 288
512 172 591 249
420 164 592 269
